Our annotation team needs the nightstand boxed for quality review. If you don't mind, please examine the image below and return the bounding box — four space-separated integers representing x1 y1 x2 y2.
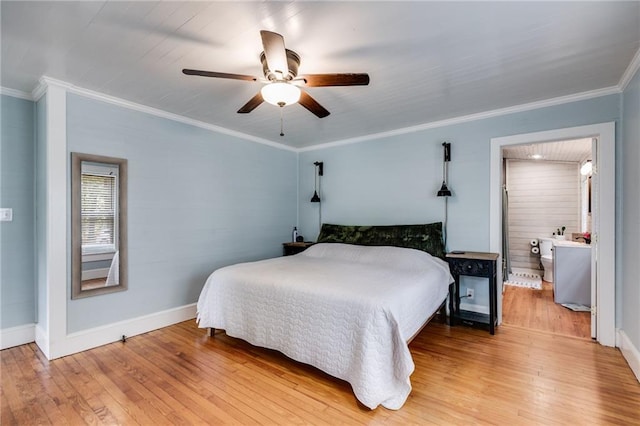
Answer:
446 251 499 334
282 242 315 256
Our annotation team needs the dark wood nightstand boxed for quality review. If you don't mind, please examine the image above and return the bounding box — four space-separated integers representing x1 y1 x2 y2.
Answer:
446 251 499 334
282 242 315 256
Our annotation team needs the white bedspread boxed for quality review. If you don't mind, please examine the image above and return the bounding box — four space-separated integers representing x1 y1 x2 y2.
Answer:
196 243 452 409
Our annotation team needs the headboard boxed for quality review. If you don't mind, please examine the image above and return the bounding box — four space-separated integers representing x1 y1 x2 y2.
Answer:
316 222 445 259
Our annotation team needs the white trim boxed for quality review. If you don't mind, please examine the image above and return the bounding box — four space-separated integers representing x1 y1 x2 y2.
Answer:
82 252 115 263
31 79 48 101
618 329 640 383
0 86 34 100
490 123 616 347
34 324 49 358
619 47 640 91
38 76 296 153
53 303 197 359
36 83 69 359
24 76 624 154
298 86 620 152
0 324 36 350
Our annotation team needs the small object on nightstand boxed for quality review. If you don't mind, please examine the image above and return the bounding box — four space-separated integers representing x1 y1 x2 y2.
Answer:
446 251 499 334
296 235 304 242
282 241 315 256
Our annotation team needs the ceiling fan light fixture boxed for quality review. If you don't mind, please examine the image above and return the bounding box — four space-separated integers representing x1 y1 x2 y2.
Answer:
261 82 300 107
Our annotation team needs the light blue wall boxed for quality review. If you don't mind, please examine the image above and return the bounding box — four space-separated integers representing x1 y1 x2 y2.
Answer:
622 67 640 350
299 94 621 312
66 94 297 333
299 95 620 246
2 84 634 341
0 95 35 328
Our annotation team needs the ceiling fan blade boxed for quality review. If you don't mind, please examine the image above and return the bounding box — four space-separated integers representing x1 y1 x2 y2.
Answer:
260 30 288 77
182 69 257 82
298 90 330 118
299 73 370 87
237 92 264 114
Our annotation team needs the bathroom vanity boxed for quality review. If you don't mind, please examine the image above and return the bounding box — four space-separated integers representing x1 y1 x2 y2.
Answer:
553 242 591 306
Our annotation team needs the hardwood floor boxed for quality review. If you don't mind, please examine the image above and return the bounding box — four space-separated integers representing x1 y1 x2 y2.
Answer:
502 280 591 339
2 320 639 425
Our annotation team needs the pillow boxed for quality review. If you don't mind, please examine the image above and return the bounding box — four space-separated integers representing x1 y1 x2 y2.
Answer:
302 243 438 270
316 222 445 259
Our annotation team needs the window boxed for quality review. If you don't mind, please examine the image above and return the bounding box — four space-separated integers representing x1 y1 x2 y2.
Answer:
81 163 118 255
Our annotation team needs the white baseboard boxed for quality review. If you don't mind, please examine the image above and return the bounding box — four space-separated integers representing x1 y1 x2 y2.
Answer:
35 324 50 358
0 323 36 350
618 329 640 383
39 303 197 360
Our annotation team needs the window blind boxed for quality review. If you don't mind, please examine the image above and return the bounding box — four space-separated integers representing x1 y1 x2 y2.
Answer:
81 173 116 250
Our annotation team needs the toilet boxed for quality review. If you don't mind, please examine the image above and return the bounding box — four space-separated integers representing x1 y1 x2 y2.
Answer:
538 237 554 282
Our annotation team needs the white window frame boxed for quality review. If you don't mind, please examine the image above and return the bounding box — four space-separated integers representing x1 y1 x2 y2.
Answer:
80 162 119 261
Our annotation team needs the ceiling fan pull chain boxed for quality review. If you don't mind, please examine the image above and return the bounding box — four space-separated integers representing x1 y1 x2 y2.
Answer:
280 106 285 137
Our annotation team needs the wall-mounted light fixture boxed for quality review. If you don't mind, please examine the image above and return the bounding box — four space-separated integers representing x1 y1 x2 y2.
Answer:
310 161 323 203
437 142 452 197
437 142 452 249
580 160 592 176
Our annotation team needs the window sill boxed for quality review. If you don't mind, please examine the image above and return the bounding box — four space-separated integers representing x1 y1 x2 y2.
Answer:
82 251 116 262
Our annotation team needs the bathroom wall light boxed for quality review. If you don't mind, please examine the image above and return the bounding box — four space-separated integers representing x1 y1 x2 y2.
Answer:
580 160 592 176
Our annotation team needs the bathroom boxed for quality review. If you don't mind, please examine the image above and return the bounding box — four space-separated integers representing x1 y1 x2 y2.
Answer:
501 138 593 339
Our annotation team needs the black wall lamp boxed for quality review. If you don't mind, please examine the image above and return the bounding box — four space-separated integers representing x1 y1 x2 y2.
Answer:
437 142 452 249
310 161 323 203
437 142 452 197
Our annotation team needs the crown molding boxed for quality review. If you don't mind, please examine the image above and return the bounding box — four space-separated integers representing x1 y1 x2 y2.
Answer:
16 74 627 154
30 76 297 152
298 86 621 152
619 47 640 91
0 86 34 101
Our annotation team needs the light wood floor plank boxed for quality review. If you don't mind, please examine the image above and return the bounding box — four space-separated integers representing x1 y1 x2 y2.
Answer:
502 281 591 338
2 320 639 425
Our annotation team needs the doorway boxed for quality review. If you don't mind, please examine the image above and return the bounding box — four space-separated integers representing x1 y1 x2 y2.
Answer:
490 123 616 347
500 138 593 339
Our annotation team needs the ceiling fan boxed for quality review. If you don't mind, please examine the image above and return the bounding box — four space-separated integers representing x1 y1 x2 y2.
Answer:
182 30 370 119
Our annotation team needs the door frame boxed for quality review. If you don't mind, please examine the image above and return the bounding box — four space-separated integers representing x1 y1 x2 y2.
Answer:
490 122 616 347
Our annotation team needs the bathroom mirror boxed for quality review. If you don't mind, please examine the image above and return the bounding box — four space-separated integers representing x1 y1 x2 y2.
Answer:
71 153 128 299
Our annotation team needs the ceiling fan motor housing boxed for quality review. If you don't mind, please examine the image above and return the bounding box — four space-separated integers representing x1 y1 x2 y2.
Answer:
260 49 300 81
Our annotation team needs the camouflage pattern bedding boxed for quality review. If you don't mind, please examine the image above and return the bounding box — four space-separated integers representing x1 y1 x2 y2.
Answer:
316 223 445 259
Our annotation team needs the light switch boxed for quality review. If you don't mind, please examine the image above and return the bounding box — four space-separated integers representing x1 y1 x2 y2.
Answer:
0 208 13 222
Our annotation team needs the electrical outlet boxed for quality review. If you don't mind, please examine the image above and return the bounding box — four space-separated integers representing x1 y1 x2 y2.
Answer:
0 208 12 222
466 288 474 300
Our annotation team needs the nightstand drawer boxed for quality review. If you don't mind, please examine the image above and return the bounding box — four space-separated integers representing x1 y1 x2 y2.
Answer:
449 259 490 277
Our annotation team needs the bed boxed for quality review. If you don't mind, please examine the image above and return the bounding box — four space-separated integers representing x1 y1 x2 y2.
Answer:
196 223 453 410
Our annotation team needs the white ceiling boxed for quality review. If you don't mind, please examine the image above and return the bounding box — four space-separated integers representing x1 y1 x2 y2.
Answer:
502 138 592 163
1 1 639 149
